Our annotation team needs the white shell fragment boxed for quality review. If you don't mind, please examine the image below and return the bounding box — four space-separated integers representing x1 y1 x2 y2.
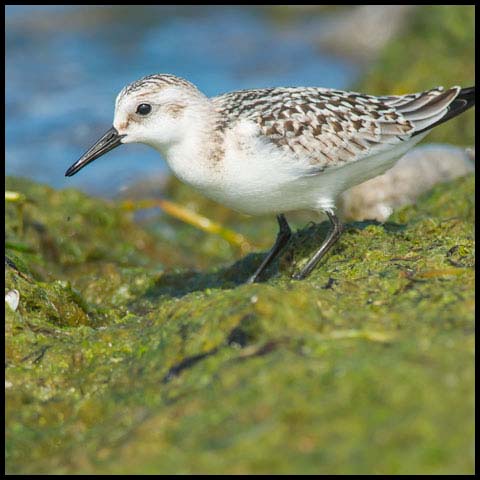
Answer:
5 289 20 312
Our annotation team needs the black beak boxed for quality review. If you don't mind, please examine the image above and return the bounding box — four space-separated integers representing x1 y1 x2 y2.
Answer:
65 127 125 177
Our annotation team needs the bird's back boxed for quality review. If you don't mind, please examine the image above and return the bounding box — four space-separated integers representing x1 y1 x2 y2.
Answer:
212 85 475 174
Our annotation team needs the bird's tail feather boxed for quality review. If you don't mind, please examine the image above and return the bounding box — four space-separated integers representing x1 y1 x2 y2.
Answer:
409 86 475 136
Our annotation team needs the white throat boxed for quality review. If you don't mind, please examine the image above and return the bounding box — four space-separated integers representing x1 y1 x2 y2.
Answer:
150 102 223 190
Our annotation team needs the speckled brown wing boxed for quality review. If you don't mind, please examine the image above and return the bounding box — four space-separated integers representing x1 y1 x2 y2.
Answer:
214 86 462 172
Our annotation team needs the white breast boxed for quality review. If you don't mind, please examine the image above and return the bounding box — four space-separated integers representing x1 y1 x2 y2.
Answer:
207 119 316 214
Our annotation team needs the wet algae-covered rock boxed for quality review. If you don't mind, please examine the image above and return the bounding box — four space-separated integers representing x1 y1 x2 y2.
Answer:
5 171 474 474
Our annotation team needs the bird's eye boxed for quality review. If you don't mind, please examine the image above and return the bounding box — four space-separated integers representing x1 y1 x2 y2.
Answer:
136 103 152 115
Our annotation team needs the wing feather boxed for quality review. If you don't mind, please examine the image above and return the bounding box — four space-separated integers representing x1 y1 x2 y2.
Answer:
213 85 464 173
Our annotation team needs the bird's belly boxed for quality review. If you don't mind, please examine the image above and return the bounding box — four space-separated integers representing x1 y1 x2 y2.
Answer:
199 155 318 215
175 130 428 216
199 180 309 215
204 134 427 215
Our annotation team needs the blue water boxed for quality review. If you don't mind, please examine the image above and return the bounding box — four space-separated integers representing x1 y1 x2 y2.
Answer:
6 5 359 197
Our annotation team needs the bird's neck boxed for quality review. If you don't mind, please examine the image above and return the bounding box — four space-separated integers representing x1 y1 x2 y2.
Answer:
160 104 225 190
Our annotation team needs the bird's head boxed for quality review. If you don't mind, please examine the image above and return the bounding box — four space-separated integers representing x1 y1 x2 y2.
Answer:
65 74 208 177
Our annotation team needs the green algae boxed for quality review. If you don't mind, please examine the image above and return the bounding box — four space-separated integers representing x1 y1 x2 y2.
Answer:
5 173 474 474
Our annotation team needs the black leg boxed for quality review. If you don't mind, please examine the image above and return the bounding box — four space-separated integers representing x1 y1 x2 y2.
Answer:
292 209 343 280
246 214 292 283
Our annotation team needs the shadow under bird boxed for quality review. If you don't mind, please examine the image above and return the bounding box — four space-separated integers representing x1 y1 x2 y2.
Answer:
65 75 475 282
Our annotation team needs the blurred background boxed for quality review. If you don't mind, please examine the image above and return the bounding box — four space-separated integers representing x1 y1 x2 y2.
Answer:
6 5 474 198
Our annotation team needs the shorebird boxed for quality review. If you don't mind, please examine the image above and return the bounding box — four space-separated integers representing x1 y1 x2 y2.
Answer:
65 74 475 282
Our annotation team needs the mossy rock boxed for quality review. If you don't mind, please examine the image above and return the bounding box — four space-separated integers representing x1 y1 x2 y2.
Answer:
5 173 474 474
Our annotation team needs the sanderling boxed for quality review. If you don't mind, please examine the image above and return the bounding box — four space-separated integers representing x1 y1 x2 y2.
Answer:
65 74 475 281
